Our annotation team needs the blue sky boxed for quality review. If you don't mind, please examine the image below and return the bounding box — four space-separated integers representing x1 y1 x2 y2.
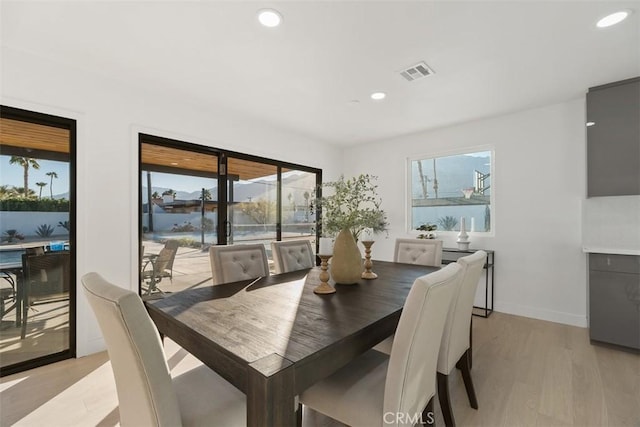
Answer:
1 156 70 196
142 171 217 193
142 170 300 194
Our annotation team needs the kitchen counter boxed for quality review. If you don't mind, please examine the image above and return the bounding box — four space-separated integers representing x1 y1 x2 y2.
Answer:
583 247 640 256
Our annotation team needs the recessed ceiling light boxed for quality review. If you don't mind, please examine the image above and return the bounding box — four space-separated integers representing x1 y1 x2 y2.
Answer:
258 9 282 27
596 10 630 28
370 92 386 100
170 162 178 166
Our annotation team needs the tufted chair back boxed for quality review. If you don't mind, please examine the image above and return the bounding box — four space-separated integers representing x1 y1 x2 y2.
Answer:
271 240 315 274
209 244 270 285
394 238 443 267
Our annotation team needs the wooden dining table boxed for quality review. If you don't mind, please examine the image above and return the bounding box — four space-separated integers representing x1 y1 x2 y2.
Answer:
145 260 439 427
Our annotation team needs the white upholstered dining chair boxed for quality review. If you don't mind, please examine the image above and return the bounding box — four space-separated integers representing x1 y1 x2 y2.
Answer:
271 240 315 274
298 263 462 427
437 250 486 427
81 272 246 426
209 244 269 285
373 238 444 353
394 238 443 267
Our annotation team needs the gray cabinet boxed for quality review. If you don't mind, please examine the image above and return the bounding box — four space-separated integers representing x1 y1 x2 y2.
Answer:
586 77 640 197
589 253 640 350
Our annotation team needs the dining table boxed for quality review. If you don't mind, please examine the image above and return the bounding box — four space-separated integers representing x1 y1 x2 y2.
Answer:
145 260 439 427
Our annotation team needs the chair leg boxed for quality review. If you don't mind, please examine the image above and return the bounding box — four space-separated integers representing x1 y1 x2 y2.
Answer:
423 396 435 426
20 307 27 339
296 402 303 427
469 316 473 370
437 372 455 427
456 349 478 409
458 317 473 371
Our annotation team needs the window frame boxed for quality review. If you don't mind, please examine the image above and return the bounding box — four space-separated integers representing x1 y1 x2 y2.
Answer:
406 145 495 237
0 105 77 377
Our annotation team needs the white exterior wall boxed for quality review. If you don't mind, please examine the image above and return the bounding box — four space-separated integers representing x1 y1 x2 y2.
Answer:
346 99 588 327
1 47 343 356
0 212 70 239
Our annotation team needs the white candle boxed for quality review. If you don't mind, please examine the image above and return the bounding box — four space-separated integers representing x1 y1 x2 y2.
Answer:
470 217 475 232
460 217 466 233
319 237 333 256
362 227 374 241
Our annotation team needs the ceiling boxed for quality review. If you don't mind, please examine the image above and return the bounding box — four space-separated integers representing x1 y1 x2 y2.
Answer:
0 118 69 154
140 142 279 180
1 1 639 146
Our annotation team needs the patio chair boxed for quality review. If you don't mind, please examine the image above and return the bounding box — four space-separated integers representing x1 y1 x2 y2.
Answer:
141 240 179 294
20 251 71 339
0 274 16 320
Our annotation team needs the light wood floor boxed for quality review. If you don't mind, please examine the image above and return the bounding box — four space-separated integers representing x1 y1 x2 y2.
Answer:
1 300 70 368
1 312 638 426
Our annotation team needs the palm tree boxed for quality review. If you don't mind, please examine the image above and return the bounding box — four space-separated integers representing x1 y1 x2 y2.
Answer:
12 187 36 198
303 191 310 221
0 185 11 199
9 156 40 197
438 215 458 231
36 182 47 199
416 160 429 199
199 189 212 201
46 171 58 198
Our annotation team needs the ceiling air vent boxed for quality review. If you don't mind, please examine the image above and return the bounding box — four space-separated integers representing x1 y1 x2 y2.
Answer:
399 61 434 82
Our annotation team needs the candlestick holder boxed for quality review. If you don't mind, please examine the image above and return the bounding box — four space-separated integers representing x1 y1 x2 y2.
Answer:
361 240 378 279
457 216 470 250
314 255 336 294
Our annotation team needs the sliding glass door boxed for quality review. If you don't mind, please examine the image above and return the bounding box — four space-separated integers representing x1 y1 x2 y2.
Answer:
226 157 278 245
0 106 76 376
140 138 219 295
139 135 321 296
281 168 316 243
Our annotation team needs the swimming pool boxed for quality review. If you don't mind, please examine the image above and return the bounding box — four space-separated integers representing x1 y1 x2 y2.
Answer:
0 249 24 265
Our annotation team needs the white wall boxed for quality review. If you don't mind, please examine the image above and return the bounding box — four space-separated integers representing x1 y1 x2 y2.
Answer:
1 44 589 359
345 99 588 327
0 212 69 239
1 47 343 356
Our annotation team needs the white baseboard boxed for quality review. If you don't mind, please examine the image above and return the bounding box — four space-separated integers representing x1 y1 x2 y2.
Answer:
77 336 106 358
495 301 588 328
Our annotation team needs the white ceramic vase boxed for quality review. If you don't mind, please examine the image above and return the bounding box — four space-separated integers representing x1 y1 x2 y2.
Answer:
330 228 362 284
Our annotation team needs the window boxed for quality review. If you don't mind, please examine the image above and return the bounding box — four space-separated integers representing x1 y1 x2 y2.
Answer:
408 149 492 234
138 135 321 296
0 106 76 376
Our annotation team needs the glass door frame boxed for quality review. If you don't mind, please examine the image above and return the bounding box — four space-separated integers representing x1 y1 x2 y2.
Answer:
0 105 77 377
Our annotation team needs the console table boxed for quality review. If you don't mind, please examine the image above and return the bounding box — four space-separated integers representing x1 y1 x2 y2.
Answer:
442 248 494 318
